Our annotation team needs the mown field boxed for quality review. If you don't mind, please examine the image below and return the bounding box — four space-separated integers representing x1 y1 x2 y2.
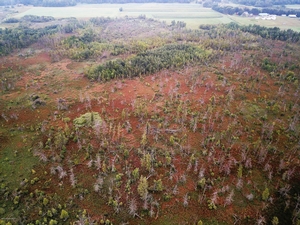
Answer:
13 4 220 18
8 3 300 30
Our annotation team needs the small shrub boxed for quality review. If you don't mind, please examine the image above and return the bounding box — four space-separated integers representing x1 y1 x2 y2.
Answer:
13 196 20 205
49 220 58 225
272 216 279 225
153 179 163 191
73 112 102 127
132 168 139 181
237 165 243 178
43 197 49 206
262 187 269 201
60 209 69 221
207 199 217 210
197 178 206 189
0 208 5 215
137 176 148 200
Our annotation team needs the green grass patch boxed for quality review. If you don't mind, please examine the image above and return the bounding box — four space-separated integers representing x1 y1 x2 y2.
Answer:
201 218 229 225
241 102 266 121
152 12 222 19
0 130 38 189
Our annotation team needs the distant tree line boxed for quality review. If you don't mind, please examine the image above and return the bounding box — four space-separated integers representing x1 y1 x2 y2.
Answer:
212 5 300 17
225 22 300 43
4 15 55 23
259 7 300 17
85 44 211 81
202 0 221 8
2 0 300 6
232 0 300 7
171 20 186 28
0 0 190 7
0 0 76 6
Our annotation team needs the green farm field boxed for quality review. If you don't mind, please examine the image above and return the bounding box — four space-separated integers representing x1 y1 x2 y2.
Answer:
11 3 231 29
228 15 300 32
13 4 220 18
10 3 300 30
2 3 232 29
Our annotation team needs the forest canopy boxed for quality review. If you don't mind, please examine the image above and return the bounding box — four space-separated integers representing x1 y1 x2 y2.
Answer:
212 5 300 17
232 0 300 7
85 43 211 81
0 25 59 55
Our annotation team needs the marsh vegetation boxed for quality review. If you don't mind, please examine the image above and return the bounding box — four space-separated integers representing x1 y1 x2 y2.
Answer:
0 4 300 225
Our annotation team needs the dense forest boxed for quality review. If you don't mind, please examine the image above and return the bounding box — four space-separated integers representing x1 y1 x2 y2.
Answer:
0 25 59 55
232 0 300 7
225 23 300 42
0 0 77 7
0 16 82 56
212 5 300 17
85 44 211 81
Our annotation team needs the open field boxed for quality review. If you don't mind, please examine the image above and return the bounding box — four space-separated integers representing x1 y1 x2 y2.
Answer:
12 3 225 29
13 3 222 19
285 4 300 9
228 15 300 32
6 3 300 30
9 3 232 29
